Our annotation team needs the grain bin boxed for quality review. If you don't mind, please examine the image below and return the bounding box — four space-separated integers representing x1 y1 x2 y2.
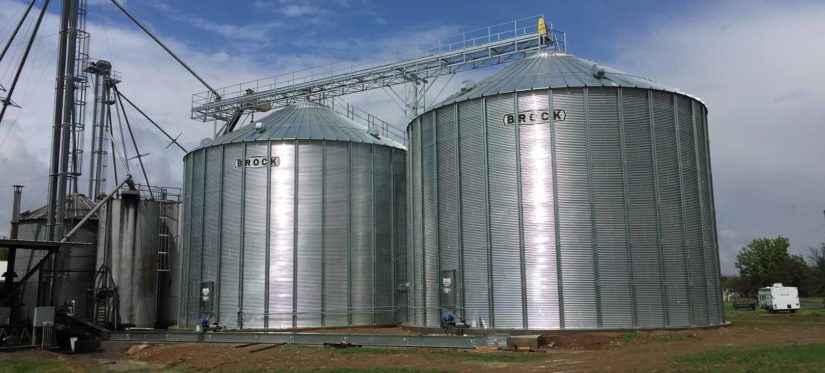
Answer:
406 52 723 329
180 102 407 329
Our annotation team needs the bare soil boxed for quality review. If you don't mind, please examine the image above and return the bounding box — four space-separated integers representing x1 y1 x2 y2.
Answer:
1 314 824 372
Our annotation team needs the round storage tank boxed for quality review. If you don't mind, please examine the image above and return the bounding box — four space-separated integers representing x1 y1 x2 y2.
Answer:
180 102 407 329
406 53 723 330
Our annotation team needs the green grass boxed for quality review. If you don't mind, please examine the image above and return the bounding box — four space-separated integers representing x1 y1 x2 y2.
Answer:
724 303 825 328
619 331 699 344
672 343 825 372
0 357 65 373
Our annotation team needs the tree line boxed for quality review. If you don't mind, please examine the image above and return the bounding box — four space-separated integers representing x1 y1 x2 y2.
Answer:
723 236 825 297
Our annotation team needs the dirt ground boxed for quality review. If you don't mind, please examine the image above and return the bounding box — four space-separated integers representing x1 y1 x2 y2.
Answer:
1 312 824 372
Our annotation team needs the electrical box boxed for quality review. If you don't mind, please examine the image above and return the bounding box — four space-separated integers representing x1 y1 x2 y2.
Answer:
199 281 215 314
440 270 457 310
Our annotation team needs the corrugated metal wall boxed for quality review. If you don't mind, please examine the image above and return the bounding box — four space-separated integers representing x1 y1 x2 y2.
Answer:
407 87 723 329
180 140 405 329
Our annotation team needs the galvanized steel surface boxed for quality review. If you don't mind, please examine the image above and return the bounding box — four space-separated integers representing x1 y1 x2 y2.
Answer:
406 53 723 329
180 104 406 329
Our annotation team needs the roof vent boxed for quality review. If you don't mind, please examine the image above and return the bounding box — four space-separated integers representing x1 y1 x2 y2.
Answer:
200 138 212 147
460 79 476 92
592 64 606 79
255 122 264 131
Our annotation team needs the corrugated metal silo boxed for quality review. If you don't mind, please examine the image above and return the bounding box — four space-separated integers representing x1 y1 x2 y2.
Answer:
180 102 407 329
406 52 723 329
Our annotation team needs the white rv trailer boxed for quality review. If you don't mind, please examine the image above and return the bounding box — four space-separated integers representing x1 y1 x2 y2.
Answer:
758 283 800 312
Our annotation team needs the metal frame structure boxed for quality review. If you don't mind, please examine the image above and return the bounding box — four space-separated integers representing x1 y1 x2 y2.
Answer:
106 330 509 349
191 15 565 128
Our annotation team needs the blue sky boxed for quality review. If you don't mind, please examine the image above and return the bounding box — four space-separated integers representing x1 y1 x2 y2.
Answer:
1 0 825 274
89 0 691 71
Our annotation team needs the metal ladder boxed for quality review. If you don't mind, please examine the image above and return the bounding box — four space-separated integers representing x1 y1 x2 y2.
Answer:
156 201 176 271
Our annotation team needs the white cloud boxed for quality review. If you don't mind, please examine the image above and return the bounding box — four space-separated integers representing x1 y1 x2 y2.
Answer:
608 1 825 274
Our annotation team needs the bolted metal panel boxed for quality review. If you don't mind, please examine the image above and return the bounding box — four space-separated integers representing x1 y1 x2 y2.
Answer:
421 112 440 327
350 142 374 325
188 150 206 326
410 120 425 325
373 146 394 324
518 90 560 329
456 99 491 327
588 88 633 328
268 141 295 328
219 144 243 329
180 154 193 326
323 142 350 326
553 88 597 329
392 147 408 324
484 94 524 329
623 89 666 328
652 92 690 327
202 148 222 309
242 142 268 328
435 105 460 312
678 96 708 326
296 141 323 327
695 107 720 324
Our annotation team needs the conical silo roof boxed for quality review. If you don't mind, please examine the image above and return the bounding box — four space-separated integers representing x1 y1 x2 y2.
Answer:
201 102 404 149
431 52 700 111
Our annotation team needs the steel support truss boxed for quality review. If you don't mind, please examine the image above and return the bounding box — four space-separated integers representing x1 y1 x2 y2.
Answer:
191 15 565 124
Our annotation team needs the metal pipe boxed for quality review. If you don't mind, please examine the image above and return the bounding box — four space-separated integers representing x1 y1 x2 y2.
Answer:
109 0 220 100
3 185 24 299
61 175 134 244
0 0 36 64
51 0 78 306
87 73 100 197
46 0 71 242
115 91 154 199
115 88 187 152
0 0 48 125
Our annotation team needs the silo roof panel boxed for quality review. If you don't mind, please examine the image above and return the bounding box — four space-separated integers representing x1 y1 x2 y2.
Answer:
196 101 404 151
429 52 701 113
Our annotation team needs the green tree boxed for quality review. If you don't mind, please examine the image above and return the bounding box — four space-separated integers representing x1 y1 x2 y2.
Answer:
805 244 825 297
735 236 806 294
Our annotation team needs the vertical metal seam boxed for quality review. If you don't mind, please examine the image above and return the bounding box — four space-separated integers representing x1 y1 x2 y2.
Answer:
264 142 272 328
321 141 327 326
649 91 670 326
389 147 395 323
371 144 376 325
200 149 208 323
692 102 711 326
292 140 299 328
673 95 695 326
418 120 427 325
347 142 353 326
454 104 465 316
703 105 724 323
550 88 564 329
585 88 602 328
481 97 495 328
239 142 247 329
618 89 638 327
216 146 224 325
513 91 528 328
406 126 413 324
184 154 194 326
433 110 441 324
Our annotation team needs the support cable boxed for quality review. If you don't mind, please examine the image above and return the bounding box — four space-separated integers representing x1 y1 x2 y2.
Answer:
105 100 129 177
0 0 36 65
109 0 220 100
0 0 49 126
115 87 187 152
115 91 153 199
